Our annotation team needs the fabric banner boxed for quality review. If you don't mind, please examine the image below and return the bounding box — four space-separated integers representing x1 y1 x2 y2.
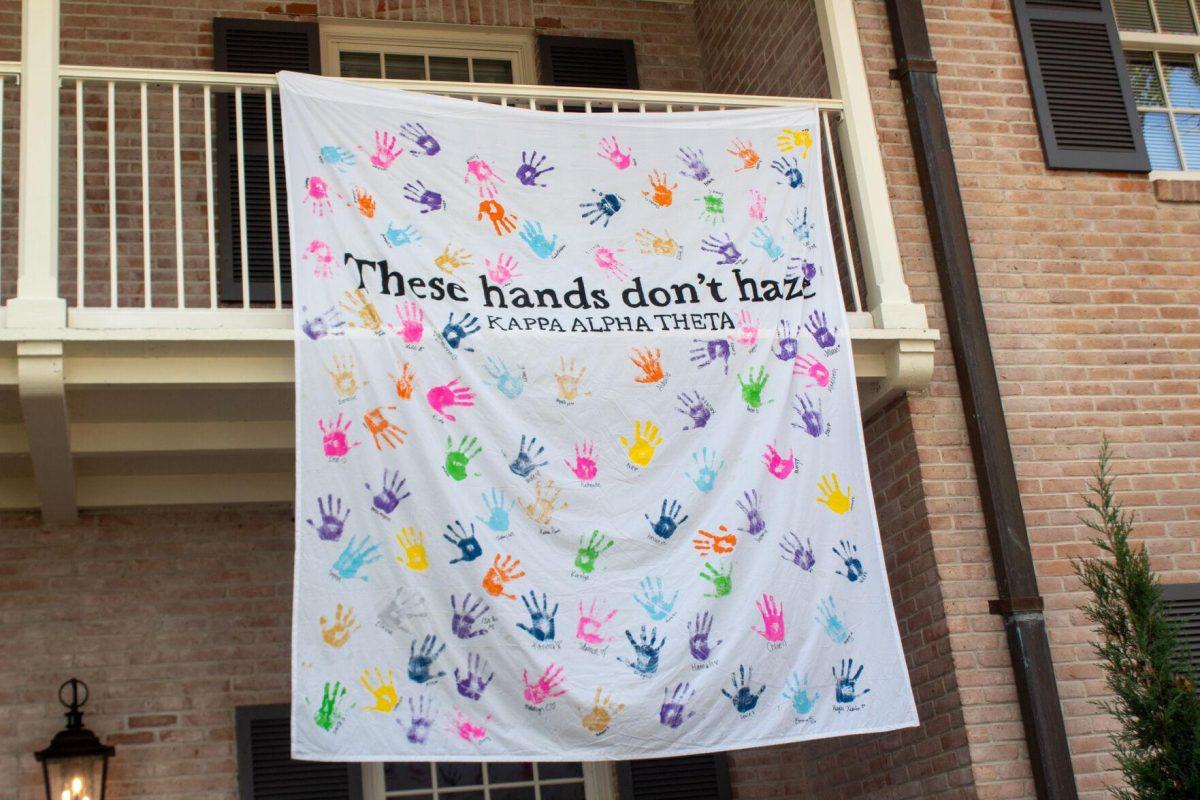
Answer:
280 72 917 762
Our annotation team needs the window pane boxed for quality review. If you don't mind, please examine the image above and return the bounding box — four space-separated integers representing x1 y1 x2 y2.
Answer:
340 51 382 78
1126 52 1166 105
1154 0 1198 33
472 58 514 84
1114 0 1155 30
489 789 535 800
384 762 432 790
385 53 427 80
1141 111 1183 169
1176 112 1200 169
538 763 583 780
1161 55 1200 108
540 785 586 800
487 763 534 783
429 56 470 82
439 792 485 800
437 762 483 786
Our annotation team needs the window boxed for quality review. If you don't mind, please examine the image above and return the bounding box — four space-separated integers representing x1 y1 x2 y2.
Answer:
363 762 615 800
321 21 536 84
1115 0 1200 172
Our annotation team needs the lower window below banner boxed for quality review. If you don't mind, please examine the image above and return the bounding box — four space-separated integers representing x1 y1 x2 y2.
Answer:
363 761 615 800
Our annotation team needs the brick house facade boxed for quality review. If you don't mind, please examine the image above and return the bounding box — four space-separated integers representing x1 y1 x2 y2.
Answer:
2 1 1198 799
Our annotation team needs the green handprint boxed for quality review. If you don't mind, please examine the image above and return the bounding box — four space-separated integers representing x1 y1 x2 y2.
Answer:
738 366 770 409
314 680 349 731
444 435 482 481
575 530 614 575
700 561 733 598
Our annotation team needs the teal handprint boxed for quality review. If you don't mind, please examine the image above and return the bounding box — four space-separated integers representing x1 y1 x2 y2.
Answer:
476 488 514 533
783 672 819 715
444 435 482 481
700 561 733 598
685 448 724 493
314 680 349 731
738 365 770 409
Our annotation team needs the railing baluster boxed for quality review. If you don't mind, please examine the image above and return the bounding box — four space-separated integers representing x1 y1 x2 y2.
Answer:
172 83 184 308
203 85 216 309
140 82 151 308
265 86 282 309
234 86 249 308
107 80 117 309
0 77 4 303
75 79 84 308
821 109 861 312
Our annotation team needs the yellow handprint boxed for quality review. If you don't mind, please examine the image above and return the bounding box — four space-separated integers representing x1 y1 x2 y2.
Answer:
634 228 680 257
620 419 663 467
395 528 430 572
522 479 567 527
776 127 813 158
360 667 399 713
555 357 590 402
326 353 364 399
434 244 473 276
319 602 360 648
340 288 383 332
816 473 852 515
581 687 624 734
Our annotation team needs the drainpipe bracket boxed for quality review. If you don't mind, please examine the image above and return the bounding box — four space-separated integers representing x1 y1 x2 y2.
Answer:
889 58 938 81
988 596 1045 616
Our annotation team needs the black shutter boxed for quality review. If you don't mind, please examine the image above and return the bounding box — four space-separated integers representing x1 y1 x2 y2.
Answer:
538 36 639 89
617 753 732 800
1162 583 1200 678
235 704 363 800
214 18 320 304
1011 0 1149 171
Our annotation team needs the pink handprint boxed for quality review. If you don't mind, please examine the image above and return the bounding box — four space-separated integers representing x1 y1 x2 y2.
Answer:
319 413 360 457
565 441 598 481
465 157 503 198
762 443 795 479
737 310 760 347
390 301 424 344
303 177 334 216
593 247 627 281
748 189 767 221
577 599 617 644
485 254 523 285
597 136 633 169
304 239 334 277
426 379 475 422
522 663 567 706
752 594 785 642
368 130 402 171
793 354 831 388
448 709 490 743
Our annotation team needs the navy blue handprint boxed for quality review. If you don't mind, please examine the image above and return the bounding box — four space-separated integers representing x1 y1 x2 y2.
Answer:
645 498 688 540
721 664 766 713
508 434 549 478
772 156 804 188
619 625 666 675
579 189 624 227
443 520 483 564
832 539 867 583
516 590 558 642
441 312 480 351
407 634 447 683
834 658 870 703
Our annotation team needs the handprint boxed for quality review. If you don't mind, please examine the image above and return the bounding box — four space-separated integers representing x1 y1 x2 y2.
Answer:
793 393 825 438
686 448 724 493
752 594 785 642
478 199 517 236
634 228 680 257
389 362 416 400
443 435 482 481
319 413 361 457
698 190 726 224
817 473 853 515
314 681 349 731
565 441 598 481
365 469 410 514
378 587 428 635
360 667 399 713
834 658 869 704
789 207 816 248
747 189 767 221
794 353 831 388
555 356 589 401
368 129 402 170
598 136 633 169
399 121 440 156
620 419 664 467
522 479 566 526
619 625 666 675
485 253 523 286
677 146 711 183
632 576 678 621
407 634 447 683
434 245 473 277
330 535 381 581
784 673 820 715
363 406 406 449
450 592 491 639
402 180 445 213
721 664 766 713
403 696 435 743
593 246 627 281
727 138 761 171
508 434 549 478
772 155 804 188
580 189 624 227
659 683 696 728
300 305 345 340
700 561 734 598
832 538 867 583
318 144 355 171
692 524 737 556
736 489 767 540
391 301 425 344
441 311 480 351
805 310 838 349
576 599 617 645
750 225 784 261
642 169 677 208
516 150 554 187
738 365 771 409
675 391 714 430
426 378 475 422
394 528 429 572
776 127 813 157
483 356 525 399
773 320 802 362
581 688 624 734
340 289 383 332
304 239 335 277
516 590 559 642
518 220 559 259
700 233 744 266
382 221 422 247
780 532 816 571
320 603 361 647
482 554 525 599
522 663 567 705
687 611 722 661
645 498 687 540
443 520 483 564
574 530 613 574
465 156 503 198
475 488 514 534
737 310 760 347
762 442 795 480
303 176 334 216
447 708 490 743
306 494 349 541
817 594 851 644
630 347 665 384
454 653 494 701
689 337 734 374
350 186 376 218
326 354 363 398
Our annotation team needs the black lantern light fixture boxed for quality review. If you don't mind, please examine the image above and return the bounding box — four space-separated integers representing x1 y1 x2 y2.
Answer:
35 679 116 800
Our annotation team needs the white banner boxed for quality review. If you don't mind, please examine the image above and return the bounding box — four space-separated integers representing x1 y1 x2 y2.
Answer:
280 72 917 761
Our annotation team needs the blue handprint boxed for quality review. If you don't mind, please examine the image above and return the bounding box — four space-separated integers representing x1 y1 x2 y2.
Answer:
508 434 548 478
816 595 851 644
441 312 480 352
619 625 666 675
736 490 767 540
779 531 816 571
300 305 345 341
443 520 483 564
772 320 801 362
579 189 624 227
381 221 421 247
833 539 867 583
318 144 355 171
399 122 440 156
475 488 514 534
450 593 490 639
330 535 381 581
516 150 555 187
454 653 494 701
402 181 445 213
407 634 447 683
833 658 869 703
306 494 348 541
805 310 838 349
633 576 678 620
364 469 410 514
516 590 558 641
518 220 559 259
750 225 784 261
784 672 819 715
772 156 804 188
686 448 724 493
484 356 525 399
788 207 816 247
721 664 765 713
644 499 688 540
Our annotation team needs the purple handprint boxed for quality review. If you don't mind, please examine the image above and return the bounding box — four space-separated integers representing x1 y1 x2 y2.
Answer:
306 494 348 541
677 147 711 183
399 122 440 156
700 233 744 266
454 653 494 701
772 320 801 362
805 310 838 349
516 150 555 187
402 180 445 213
780 532 816 571
687 611 722 661
736 489 767 540
301 305 345 341
403 696 434 744
659 683 697 729
675 391 714 430
364 469 410 514
689 337 735 374
793 393 824 438
450 593 491 639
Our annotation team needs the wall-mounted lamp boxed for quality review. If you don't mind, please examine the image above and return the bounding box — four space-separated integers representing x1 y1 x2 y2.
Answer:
34 679 116 800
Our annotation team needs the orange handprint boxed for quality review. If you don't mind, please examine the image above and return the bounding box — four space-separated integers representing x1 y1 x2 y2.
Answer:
389 362 415 400
351 186 376 218
727 138 761 171
477 199 517 236
364 406 406 449
482 554 525 600
693 524 737 556
630 347 665 384
642 169 676 208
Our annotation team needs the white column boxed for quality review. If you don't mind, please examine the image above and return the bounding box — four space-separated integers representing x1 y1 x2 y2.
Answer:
9 0 65 327
815 0 927 331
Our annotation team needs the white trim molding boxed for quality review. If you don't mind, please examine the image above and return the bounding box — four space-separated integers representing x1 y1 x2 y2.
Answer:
1119 30 1200 53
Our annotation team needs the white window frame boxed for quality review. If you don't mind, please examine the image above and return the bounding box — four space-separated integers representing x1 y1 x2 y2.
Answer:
361 761 617 800
319 19 537 84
